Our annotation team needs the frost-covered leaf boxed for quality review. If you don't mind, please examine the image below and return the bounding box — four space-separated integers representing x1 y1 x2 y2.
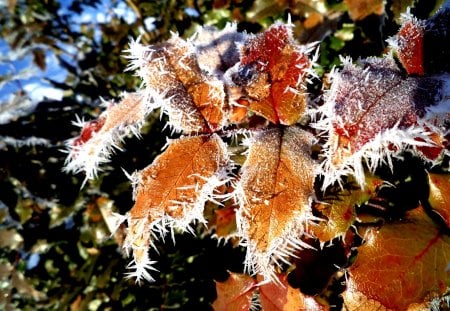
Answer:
233 23 314 125
390 6 450 75
344 206 450 310
236 126 316 279
344 0 384 21
312 174 384 241
64 92 148 180
427 172 450 228
393 14 425 75
258 273 326 310
194 23 244 75
122 134 230 283
212 272 256 311
316 56 450 188
126 35 228 133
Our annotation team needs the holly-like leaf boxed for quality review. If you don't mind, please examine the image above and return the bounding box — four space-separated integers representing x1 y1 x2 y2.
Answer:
344 206 450 310
312 174 384 241
257 273 325 311
121 134 231 282
212 272 257 311
427 172 450 228
344 0 384 21
234 23 314 125
126 34 228 133
393 15 425 75
64 92 147 180
236 126 316 279
316 56 450 188
390 6 450 75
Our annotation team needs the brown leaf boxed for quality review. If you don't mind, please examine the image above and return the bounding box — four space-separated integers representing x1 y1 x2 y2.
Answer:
344 206 450 310
258 273 326 310
212 272 256 311
124 134 230 282
237 126 316 278
427 172 450 228
0 228 23 250
32 48 46 71
344 0 384 21
129 35 228 133
7 0 17 13
236 24 313 125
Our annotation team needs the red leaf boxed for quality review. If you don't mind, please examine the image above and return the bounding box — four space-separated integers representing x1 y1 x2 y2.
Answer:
212 273 256 311
344 206 450 310
317 56 450 188
236 24 313 125
395 17 425 75
73 118 105 147
391 7 450 75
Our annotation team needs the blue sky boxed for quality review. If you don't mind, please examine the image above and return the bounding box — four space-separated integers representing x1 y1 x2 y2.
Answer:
0 0 145 123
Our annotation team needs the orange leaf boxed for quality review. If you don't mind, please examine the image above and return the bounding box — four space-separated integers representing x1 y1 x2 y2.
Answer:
128 35 228 133
65 92 147 180
237 126 316 278
312 174 384 241
212 272 257 311
123 134 230 282
427 172 450 228
344 206 450 310
236 24 313 125
208 204 238 241
344 0 384 21
258 273 326 311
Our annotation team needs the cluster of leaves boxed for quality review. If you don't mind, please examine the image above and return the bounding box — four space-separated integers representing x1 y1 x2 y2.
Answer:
63 1 450 310
1 0 449 310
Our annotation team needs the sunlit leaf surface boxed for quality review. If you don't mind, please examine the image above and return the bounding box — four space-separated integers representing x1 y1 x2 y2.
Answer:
344 206 450 310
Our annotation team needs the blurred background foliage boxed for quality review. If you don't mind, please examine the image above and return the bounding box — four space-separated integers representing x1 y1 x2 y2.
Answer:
0 0 445 310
